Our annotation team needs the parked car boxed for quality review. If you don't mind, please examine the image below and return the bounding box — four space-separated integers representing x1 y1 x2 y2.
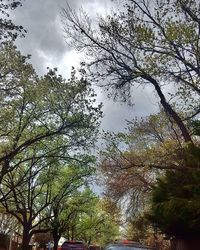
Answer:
105 240 155 250
61 241 86 250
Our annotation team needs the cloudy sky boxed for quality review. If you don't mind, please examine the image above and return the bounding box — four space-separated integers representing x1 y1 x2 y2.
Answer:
12 0 158 133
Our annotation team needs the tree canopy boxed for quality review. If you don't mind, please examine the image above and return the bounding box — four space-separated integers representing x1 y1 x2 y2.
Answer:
62 0 200 143
0 43 102 250
99 111 186 214
0 43 102 184
149 166 200 239
62 2 200 242
99 110 200 242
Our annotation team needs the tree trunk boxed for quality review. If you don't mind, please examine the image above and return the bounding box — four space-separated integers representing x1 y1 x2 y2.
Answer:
71 226 75 240
21 229 31 250
52 229 61 250
144 74 193 143
53 238 60 250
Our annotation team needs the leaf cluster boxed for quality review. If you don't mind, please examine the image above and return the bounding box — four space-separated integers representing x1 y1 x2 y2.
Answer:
149 158 200 239
0 0 26 42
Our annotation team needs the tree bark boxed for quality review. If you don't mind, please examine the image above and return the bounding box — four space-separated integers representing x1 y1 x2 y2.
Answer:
143 74 193 143
21 226 31 250
52 229 61 250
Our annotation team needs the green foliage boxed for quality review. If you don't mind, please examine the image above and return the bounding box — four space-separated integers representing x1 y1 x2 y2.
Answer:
0 43 102 249
49 187 120 247
0 0 26 42
190 120 200 136
0 43 102 181
149 163 200 239
100 111 200 241
72 195 120 246
63 0 200 242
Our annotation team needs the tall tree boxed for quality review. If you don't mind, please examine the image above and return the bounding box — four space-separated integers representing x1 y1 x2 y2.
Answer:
148 125 200 247
72 195 120 246
0 43 102 250
99 111 186 216
62 0 200 143
49 179 95 250
0 159 93 250
0 43 102 185
49 188 97 249
49 188 120 247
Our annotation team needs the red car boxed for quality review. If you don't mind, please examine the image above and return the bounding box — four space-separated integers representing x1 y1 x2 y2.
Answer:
61 241 86 250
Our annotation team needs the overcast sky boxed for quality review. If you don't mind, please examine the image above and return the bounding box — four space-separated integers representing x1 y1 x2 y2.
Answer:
12 0 158 133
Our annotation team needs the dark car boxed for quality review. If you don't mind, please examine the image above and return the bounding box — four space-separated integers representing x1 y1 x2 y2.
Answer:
61 241 86 250
105 240 155 250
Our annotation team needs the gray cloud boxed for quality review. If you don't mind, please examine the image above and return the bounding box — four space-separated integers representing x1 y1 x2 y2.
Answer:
12 0 111 74
10 0 157 132
13 0 71 74
99 86 158 132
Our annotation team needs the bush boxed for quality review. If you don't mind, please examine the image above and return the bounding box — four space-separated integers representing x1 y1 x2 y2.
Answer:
149 167 200 239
